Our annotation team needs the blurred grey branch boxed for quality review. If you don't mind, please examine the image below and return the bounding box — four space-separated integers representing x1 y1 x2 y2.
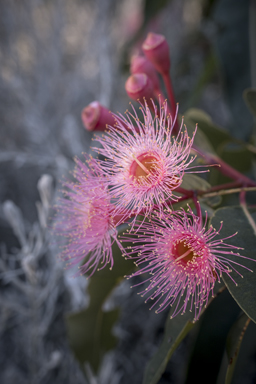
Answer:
0 174 86 383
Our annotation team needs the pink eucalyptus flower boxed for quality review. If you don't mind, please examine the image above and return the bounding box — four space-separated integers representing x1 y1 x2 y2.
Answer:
93 100 197 221
121 207 251 321
53 156 116 277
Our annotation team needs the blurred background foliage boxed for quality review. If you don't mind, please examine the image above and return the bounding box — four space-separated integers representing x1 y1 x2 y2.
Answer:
1 0 256 383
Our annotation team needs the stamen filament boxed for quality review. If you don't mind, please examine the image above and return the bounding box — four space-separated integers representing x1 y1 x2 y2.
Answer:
132 155 151 176
175 248 193 262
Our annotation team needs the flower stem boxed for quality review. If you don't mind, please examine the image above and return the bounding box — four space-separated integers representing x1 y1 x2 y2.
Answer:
203 181 242 193
162 72 179 134
240 190 256 235
175 185 256 205
176 181 241 199
163 73 176 115
154 89 169 111
175 186 193 196
203 186 256 198
193 194 201 218
194 145 256 187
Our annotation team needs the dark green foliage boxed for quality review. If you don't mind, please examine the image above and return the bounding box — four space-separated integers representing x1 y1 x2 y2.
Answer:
184 289 241 384
211 207 256 324
225 313 251 384
143 308 195 384
66 239 135 373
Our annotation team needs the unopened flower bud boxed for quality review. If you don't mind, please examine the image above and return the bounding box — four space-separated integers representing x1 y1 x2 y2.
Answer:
81 101 116 131
125 73 154 102
130 55 160 92
142 32 170 75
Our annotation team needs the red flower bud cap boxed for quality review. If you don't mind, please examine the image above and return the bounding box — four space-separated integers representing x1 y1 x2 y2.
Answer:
125 73 154 102
81 101 116 131
142 32 170 75
130 54 160 91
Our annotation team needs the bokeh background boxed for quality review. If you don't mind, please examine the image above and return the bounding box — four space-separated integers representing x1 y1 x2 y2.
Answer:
0 0 255 383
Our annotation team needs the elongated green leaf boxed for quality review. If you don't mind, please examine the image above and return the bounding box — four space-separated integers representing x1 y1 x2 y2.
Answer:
201 194 222 209
185 287 240 384
66 240 135 373
217 142 253 173
143 309 195 384
66 307 119 372
183 113 216 155
210 207 256 324
143 284 225 384
184 108 254 188
184 108 231 150
180 174 221 208
181 173 210 191
225 313 251 384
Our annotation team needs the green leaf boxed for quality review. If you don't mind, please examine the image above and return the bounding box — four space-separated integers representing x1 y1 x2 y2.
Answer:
208 145 253 188
142 308 195 384
184 108 231 150
201 194 222 209
243 88 256 118
66 307 119 372
181 174 210 191
179 174 222 209
184 108 253 188
217 142 253 173
183 112 216 155
66 239 135 373
225 313 251 384
185 287 240 384
143 284 226 384
210 206 256 324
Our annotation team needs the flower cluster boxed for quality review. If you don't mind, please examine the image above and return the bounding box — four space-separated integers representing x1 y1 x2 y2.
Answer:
53 32 253 320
